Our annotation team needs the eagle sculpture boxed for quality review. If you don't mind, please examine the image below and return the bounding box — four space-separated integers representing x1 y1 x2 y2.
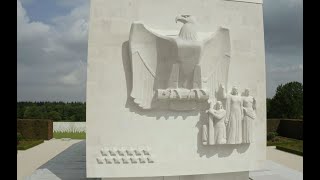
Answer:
129 15 231 110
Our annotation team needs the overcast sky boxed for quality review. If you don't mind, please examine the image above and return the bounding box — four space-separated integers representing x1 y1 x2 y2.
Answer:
17 0 303 102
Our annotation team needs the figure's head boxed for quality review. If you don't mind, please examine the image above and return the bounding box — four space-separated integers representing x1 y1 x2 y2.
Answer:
244 88 250 96
215 101 223 110
231 86 238 95
175 15 197 24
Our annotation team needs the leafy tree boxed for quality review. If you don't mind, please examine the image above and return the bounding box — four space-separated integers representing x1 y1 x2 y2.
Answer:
268 81 303 119
23 106 44 119
266 98 272 118
47 111 62 121
17 101 86 121
70 115 77 122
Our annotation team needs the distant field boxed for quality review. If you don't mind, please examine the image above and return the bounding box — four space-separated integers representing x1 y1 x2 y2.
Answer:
53 132 86 139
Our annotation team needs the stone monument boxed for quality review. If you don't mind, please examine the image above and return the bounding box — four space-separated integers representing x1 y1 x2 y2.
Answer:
86 0 266 179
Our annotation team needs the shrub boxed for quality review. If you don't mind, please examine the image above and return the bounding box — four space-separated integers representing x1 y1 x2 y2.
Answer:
267 131 278 141
17 132 23 145
17 119 53 140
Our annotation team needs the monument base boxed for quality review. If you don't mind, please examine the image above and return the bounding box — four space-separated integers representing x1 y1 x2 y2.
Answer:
102 171 249 180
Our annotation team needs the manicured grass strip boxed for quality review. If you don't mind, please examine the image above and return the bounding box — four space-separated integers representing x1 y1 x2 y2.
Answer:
53 132 86 139
267 136 300 146
17 140 44 150
267 136 303 156
276 145 303 156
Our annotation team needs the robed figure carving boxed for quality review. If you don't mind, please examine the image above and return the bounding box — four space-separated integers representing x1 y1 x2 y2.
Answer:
242 88 256 143
202 100 227 145
221 86 243 144
128 15 231 110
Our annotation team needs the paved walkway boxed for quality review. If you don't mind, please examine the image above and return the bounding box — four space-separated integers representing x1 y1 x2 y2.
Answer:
18 140 303 180
266 146 303 172
17 139 82 180
249 160 302 180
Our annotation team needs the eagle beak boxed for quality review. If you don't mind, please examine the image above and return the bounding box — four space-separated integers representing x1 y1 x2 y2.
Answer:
175 15 187 24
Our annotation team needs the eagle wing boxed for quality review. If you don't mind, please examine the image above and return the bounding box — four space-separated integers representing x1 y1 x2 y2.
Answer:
200 27 231 103
129 22 177 109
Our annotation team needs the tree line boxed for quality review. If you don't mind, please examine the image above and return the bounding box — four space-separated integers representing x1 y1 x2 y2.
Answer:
17 101 86 121
267 81 303 119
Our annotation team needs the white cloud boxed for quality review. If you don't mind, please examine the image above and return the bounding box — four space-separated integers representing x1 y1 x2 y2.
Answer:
17 0 89 101
59 60 87 86
17 0 50 42
17 0 302 101
269 64 303 73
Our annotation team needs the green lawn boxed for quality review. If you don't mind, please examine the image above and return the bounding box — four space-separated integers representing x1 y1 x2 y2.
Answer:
276 141 303 156
267 136 303 156
17 139 44 150
53 132 86 139
267 136 299 146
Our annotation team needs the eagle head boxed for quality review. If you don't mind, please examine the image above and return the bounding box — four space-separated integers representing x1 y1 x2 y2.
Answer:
175 15 198 41
175 15 196 24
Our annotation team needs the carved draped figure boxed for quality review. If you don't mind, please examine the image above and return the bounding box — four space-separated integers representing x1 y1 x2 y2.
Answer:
225 95 243 144
209 109 227 144
207 112 215 145
242 96 256 143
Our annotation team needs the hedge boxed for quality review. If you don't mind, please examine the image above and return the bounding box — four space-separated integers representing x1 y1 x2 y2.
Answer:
267 119 303 140
17 119 53 140
276 145 303 156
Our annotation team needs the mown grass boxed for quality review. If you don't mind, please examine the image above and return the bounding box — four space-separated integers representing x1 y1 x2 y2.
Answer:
17 139 44 150
53 132 86 139
276 142 303 156
267 136 303 156
267 136 299 146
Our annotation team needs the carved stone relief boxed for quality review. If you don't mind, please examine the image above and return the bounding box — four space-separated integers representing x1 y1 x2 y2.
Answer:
96 157 104 164
128 15 256 147
129 15 231 111
96 146 154 164
242 88 256 143
202 100 227 145
202 86 257 145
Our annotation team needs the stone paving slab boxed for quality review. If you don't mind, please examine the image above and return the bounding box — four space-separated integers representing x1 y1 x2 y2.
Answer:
17 139 83 180
249 160 303 180
266 146 303 172
21 140 303 180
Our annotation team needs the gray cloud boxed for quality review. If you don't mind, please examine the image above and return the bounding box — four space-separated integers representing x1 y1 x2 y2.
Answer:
263 0 303 97
17 0 302 101
17 0 88 102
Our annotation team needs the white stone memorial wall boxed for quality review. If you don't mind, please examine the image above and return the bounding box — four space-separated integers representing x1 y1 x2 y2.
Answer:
86 0 266 178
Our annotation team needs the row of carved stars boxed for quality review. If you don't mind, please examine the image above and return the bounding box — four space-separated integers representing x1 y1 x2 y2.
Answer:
100 147 151 156
96 156 154 164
